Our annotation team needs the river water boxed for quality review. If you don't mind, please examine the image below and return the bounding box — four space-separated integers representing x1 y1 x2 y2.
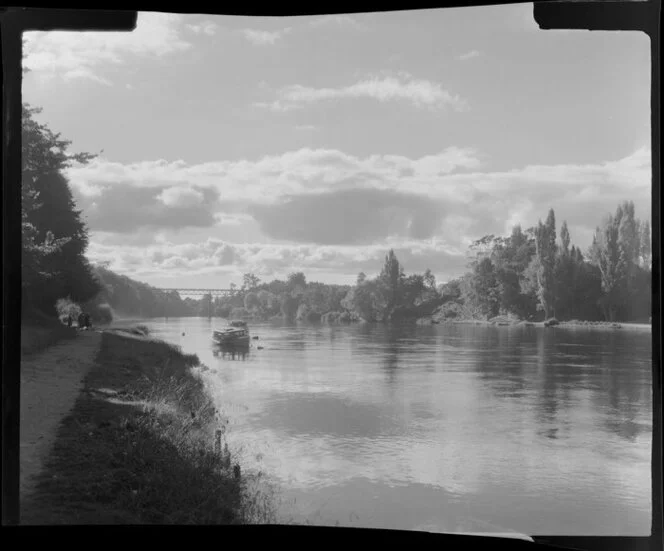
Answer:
121 317 652 536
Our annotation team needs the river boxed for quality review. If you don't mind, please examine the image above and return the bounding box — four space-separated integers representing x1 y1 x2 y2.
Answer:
118 317 652 536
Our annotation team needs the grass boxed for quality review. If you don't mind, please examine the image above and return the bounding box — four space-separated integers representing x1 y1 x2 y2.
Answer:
21 328 278 525
21 310 78 357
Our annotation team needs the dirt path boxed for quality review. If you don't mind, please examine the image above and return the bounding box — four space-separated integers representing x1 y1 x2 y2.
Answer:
20 329 102 520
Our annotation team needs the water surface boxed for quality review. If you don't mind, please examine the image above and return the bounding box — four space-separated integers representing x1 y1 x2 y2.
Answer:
121 318 652 536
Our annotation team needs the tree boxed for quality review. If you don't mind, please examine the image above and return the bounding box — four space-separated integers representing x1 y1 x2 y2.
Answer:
400 274 427 308
379 249 404 316
287 272 307 297
554 220 574 319
21 104 100 315
590 214 626 321
464 256 501 319
27 172 100 307
256 289 279 316
534 208 558 318
356 272 367 285
280 295 299 322
423 268 436 290
640 220 651 268
244 292 261 312
287 272 307 288
491 225 537 319
560 221 571 257
22 103 98 182
347 278 387 322
242 273 261 290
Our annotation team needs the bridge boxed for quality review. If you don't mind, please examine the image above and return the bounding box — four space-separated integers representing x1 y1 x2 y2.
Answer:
156 288 236 297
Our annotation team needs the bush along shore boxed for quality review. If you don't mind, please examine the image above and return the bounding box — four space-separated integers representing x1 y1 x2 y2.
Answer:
21 326 277 525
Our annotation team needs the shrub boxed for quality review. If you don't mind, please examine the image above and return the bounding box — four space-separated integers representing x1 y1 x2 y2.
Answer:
230 307 250 319
55 297 82 321
86 302 114 324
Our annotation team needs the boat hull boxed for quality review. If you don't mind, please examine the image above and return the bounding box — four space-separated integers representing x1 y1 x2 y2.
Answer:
213 336 250 345
212 333 250 347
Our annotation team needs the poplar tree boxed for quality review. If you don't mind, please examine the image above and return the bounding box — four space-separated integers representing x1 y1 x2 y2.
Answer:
534 208 557 319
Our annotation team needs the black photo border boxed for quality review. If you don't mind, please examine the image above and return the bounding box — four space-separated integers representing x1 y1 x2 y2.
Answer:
1 3 660 551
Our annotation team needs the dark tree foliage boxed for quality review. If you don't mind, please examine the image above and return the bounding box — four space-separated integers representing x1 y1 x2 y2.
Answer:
21 104 101 316
88 266 196 318
456 202 649 323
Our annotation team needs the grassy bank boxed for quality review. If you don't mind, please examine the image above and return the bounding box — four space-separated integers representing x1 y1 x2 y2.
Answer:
21 327 276 525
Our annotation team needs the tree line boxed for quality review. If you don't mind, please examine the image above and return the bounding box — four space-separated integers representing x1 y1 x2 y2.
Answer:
444 204 651 323
208 254 442 324
21 102 650 326
21 103 102 321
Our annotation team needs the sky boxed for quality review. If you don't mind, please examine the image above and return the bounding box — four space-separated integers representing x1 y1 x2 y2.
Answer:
22 4 651 289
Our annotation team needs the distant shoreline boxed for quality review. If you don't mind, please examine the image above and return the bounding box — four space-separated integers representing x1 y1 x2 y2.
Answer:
107 314 652 333
425 319 652 331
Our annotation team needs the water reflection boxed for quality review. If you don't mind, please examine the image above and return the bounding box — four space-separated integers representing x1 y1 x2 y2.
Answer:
125 317 652 535
212 344 250 361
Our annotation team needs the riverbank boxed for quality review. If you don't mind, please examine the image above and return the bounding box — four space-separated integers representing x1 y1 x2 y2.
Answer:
20 325 276 524
416 315 652 331
21 328 102 520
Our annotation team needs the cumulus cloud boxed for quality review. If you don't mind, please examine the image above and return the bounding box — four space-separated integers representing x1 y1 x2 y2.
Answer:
258 74 468 112
186 20 218 36
241 27 292 45
66 146 479 208
249 188 449 245
73 145 650 283
307 14 368 31
459 50 481 61
72 181 219 234
85 237 466 285
157 186 205 208
23 12 191 85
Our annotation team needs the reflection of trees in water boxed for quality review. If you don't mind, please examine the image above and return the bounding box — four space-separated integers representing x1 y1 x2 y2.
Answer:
534 331 561 438
467 327 575 441
592 332 652 442
382 326 402 388
212 345 249 361
470 327 531 397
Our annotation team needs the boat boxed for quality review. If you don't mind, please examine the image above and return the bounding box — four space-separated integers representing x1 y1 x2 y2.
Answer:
213 320 250 347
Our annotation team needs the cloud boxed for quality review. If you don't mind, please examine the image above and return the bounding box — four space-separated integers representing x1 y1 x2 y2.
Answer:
157 186 205 208
307 14 368 31
259 75 468 112
250 188 448 245
66 146 479 208
72 145 650 283
295 124 317 131
22 12 191 85
241 27 292 46
186 20 218 36
71 180 219 234
459 50 481 61
85 237 466 285
62 67 113 86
